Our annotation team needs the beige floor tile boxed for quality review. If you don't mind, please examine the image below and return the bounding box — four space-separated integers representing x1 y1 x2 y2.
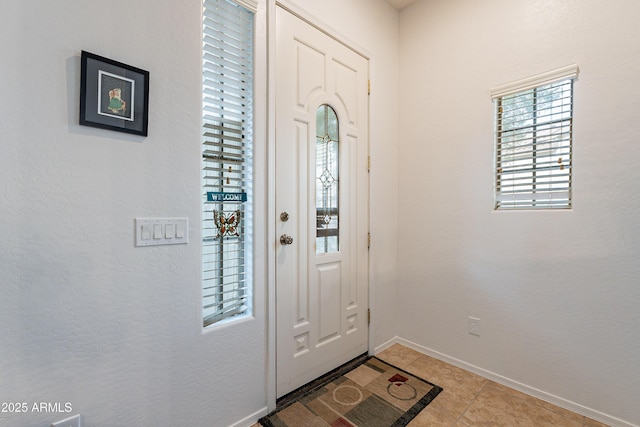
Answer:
376 343 424 369
407 355 486 389
536 397 585 423
479 382 590 425
460 382 582 427
406 355 486 410
407 405 460 426
426 387 476 420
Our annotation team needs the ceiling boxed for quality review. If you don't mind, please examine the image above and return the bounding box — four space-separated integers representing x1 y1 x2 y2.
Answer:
385 0 418 10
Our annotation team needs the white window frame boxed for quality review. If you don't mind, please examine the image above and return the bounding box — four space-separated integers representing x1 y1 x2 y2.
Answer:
491 65 579 210
202 0 256 327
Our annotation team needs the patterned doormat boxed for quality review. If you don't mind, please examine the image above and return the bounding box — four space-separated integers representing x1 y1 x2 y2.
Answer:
259 357 442 427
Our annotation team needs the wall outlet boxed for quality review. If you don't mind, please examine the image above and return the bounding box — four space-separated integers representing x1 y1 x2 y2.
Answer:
468 316 481 336
51 414 81 427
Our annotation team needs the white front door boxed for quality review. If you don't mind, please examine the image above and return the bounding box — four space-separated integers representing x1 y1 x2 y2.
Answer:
275 6 370 398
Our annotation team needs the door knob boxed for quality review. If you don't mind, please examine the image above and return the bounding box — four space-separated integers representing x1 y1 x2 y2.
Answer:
280 234 294 245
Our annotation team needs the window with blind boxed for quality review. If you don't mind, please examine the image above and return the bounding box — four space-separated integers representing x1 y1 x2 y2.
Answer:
492 65 578 210
202 0 254 327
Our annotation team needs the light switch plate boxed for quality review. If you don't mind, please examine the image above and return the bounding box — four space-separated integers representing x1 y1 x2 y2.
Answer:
135 218 188 246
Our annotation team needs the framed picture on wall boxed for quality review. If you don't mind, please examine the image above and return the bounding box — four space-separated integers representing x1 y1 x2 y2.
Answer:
79 51 149 136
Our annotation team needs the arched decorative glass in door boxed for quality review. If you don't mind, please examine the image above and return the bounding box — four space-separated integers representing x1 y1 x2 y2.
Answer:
316 104 339 254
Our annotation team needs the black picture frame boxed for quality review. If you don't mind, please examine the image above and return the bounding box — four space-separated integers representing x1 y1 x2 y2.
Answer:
80 51 149 136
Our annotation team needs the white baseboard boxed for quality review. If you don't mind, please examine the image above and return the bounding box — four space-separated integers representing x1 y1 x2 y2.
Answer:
375 336 637 427
230 406 269 427
373 335 399 355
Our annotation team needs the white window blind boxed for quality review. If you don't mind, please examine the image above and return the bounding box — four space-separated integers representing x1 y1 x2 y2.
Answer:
202 0 254 327
492 65 578 210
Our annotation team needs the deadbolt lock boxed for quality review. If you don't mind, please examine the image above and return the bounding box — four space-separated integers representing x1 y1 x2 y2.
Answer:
280 212 290 222
280 234 293 245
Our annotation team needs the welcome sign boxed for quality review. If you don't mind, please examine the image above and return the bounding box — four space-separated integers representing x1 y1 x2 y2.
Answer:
207 192 247 202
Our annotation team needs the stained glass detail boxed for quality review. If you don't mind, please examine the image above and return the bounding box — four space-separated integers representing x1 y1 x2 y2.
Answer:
213 209 241 238
316 105 339 254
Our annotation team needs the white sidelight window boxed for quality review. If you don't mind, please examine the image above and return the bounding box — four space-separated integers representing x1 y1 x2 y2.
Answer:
492 65 578 210
202 0 255 327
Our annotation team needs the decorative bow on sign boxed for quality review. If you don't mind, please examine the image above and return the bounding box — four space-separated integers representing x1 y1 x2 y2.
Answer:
213 209 241 238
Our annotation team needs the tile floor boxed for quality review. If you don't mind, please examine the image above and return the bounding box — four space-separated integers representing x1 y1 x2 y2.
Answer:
376 344 609 426
255 343 610 426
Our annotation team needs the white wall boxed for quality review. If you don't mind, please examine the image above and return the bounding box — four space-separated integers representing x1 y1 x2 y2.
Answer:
1 0 399 426
397 0 640 425
0 0 268 426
